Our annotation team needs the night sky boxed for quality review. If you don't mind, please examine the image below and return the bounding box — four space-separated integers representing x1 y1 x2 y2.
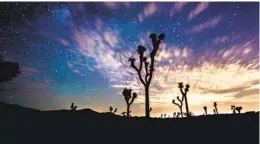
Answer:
0 2 259 117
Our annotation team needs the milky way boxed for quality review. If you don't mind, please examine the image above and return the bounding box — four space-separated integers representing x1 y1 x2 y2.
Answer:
0 2 259 116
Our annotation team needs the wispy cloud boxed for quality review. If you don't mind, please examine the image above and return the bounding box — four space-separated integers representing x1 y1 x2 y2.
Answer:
188 2 209 21
103 2 120 9
137 3 157 23
21 67 39 75
103 2 131 9
57 38 70 47
69 22 259 114
169 2 187 18
187 15 222 34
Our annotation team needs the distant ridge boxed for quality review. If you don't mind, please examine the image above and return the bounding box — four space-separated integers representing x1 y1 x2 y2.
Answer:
1 102 259 118
0 102 39 112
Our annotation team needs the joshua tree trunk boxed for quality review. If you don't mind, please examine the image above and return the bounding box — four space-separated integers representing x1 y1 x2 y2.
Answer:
184 95 190 117
145 86 150 118
215 107 218 114
127 104 130 117
180 107 183 118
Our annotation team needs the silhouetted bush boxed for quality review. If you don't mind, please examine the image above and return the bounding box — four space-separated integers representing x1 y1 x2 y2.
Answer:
203 106 207 115
70 103 77 111
0 55 21 84
213 102 218 114
109 106 117 114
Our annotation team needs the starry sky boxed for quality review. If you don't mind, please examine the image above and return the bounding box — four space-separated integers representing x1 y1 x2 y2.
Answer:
0 2 259 117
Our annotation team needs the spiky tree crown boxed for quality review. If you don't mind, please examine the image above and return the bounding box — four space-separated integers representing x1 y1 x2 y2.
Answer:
137 45 146 55
185 84 190 92
178 82 184 89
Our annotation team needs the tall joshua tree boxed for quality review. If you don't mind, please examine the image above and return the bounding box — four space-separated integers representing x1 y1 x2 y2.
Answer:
128 33 165 118
172 95 184 118
178 82 191 117
122 88 137 117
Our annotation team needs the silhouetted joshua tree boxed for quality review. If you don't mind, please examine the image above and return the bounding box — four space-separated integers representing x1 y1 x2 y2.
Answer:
231 105 236 114
128 33 165 118
203 106 208 115
213 102 218 114
172 95 184 118
122 88 137 117
121 112 127 117
173 112 176 118
70 103 77 111
235 106 243 114
109 106 117 114
0 55 21 84
173 112 181 118
178 82 191 117
177 112 181 118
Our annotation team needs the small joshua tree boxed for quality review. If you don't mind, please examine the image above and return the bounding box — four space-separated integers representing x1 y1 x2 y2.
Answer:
173 112 176 118
70 103 77 111
128 33 165 118
213 102 218 114
178 82 191 117
177 112 181 118
109 106 117 114
122 88 137 117
235 106 243 114
172 95 184 118
203 106 207 115
173 112 181 118
121 112 127 117
231 105 236 114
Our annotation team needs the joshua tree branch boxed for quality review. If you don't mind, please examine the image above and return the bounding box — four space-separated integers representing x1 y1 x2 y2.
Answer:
177 96 183 104
180 88 185 96
145 62 149 82
147 57 155 86
173 101 181 108
131 63 146 85
139 55 143 75
129 97 135 105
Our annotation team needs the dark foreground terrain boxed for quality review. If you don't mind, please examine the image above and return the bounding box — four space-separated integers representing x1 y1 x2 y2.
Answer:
1 102 259 144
